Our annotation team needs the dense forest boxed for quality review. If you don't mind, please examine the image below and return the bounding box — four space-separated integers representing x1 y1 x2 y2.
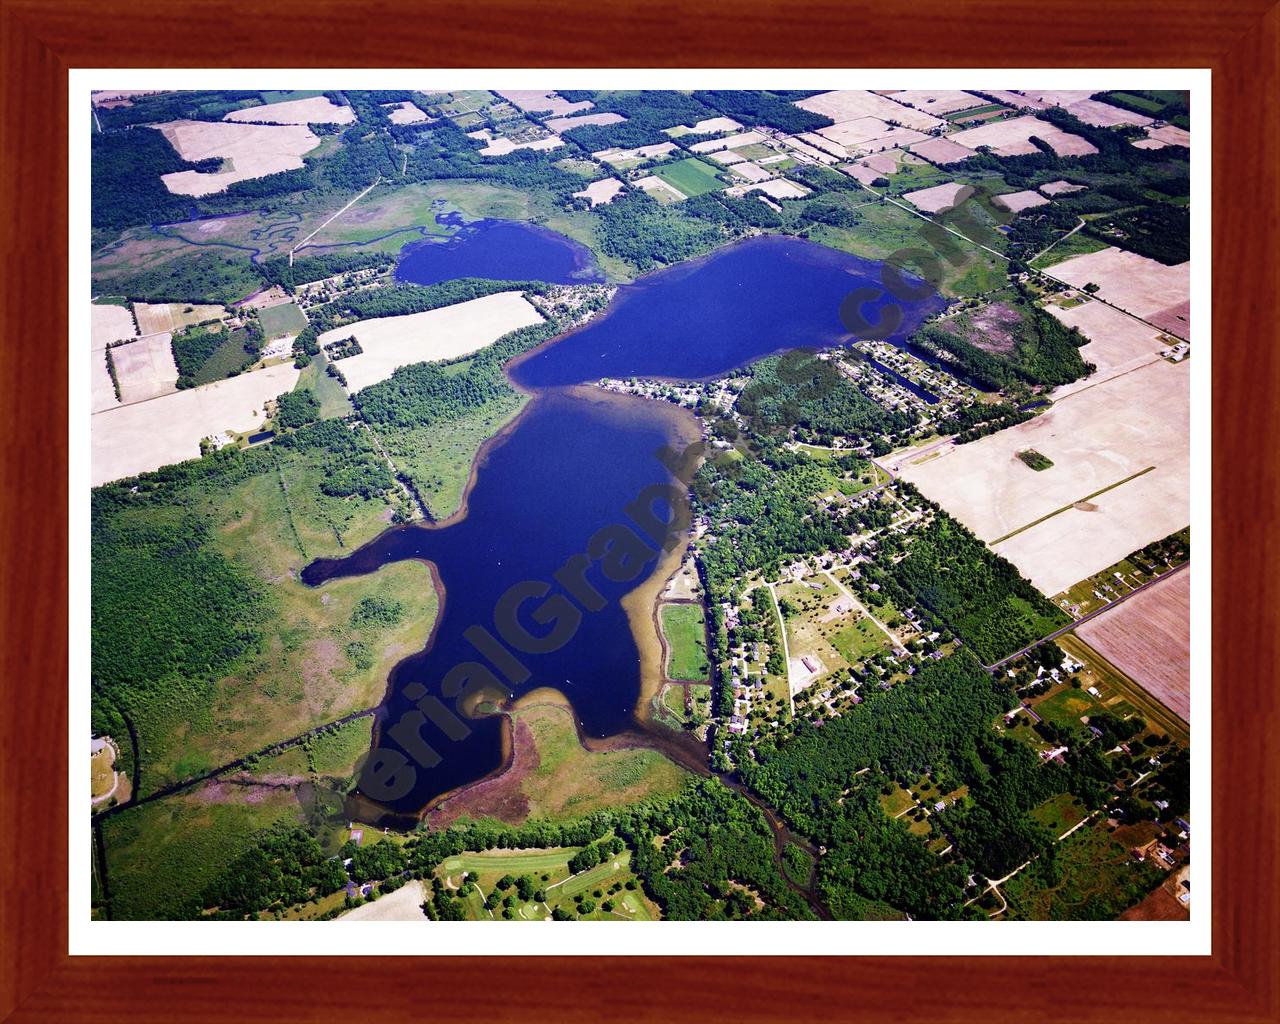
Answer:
858 487 1069 665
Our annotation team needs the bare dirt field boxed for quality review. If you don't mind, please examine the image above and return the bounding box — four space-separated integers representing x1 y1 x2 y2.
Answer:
318 291 543 393
636 175 688 203
91 363 300 486
572 177 626 206
689 131 769 154
1040 180 1087 196
545 112 625 132
225 96 355 125
1044 247 1191 332
112 333 179 404
949 114 1098 157
731 161 773 184
466 129 563 157
383 101 428 125
724 179 809 200
132 302 226 336
794 90 945 131
92 90 164 107
888 90 988 115
902 180 970 213
909 136 978 166
1134 124 1192 151
1077 570 1191 722
1044 299 1166 383
153 120 321 196
593 142 677 166
497 90 591 117
92 351 117 414
91 303 136 351
994 190 1051 213
664 116 742 137
780 136 839 165
980 90 1048 110
901 358 1189 596
337 880 427 921
817 118 927 156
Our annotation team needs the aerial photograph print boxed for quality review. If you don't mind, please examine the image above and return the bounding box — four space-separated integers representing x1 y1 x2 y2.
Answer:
85 83 1195 928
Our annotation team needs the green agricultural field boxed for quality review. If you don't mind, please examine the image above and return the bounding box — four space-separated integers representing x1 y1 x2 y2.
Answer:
1031 229 1111 270
293 355 354 419
261 89 325 104
257 301 308 339
660 602 711 680
653 158 725 198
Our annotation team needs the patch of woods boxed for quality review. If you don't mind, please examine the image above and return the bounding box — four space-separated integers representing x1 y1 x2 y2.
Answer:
912 287 1094 391
172 316 264 388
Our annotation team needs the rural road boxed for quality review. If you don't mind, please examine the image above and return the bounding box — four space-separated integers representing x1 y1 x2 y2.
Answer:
873 434 956 479
821 569 898 646
766 582 796 713
985 560 1190 671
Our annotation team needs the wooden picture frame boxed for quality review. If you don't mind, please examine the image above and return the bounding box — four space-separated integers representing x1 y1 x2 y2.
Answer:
2 1 1275 1019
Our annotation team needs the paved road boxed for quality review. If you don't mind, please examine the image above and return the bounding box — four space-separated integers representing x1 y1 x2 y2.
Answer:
985 560 1190 671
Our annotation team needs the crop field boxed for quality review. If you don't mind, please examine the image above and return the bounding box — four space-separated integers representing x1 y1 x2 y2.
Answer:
572 177 626 207
1076 569 1191 722
90 362 300 485
224 96 354 125
152 120 321 197
652 158 725 198
292 354 354 419
660 603 711 681
949 115 1098 158
887 90 989 115
909 136 978 166
1043 247 1191 338
132 302 226 336
497 90 590 117
91 302 137 351
794 90 946 132
902 357 1189 597
257 301 307 339
319 291 543 393
111 333 179 404
901 181 970 213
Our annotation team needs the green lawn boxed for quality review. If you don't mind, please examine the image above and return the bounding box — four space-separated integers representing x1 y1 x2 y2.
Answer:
653 158 725 198
1029 792 1089 837
830 613 890 664
660 602 711 681
258 302 308 339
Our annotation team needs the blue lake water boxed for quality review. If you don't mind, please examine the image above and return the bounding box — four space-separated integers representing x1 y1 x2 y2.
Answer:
395 216 604 287
512 235 944 386
304 235 945 817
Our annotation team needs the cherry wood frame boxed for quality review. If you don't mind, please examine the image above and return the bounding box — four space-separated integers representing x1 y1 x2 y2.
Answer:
2 1 1276 1020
